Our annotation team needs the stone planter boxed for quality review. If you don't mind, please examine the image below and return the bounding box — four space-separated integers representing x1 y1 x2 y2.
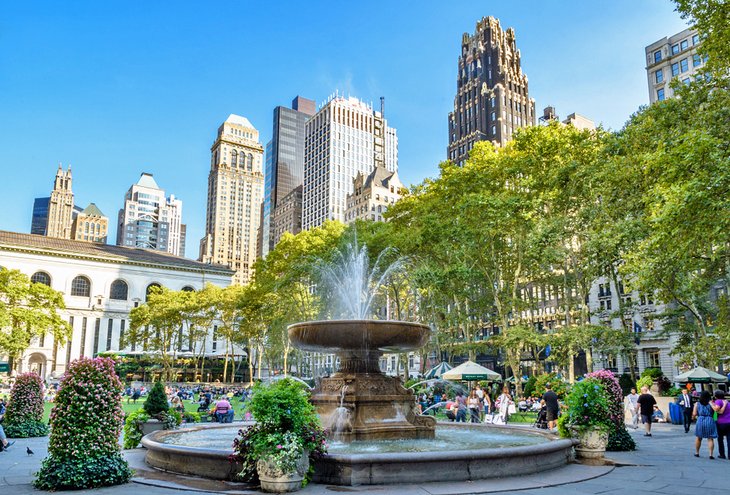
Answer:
256 453 309 493
140 419 166 437
571 426 608 459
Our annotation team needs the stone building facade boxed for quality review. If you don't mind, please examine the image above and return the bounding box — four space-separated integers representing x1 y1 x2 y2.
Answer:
72 203 108 244
448 16 536 165
645 28 705 104
46 165 75 239
0 231 233 380
271 185 302 247
344 165 404 224
199 115 264 285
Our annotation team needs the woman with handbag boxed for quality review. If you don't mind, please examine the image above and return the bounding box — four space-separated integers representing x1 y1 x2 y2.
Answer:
495 386 513 423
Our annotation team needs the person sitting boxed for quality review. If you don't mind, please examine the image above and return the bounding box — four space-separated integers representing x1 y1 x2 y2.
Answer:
652 405 667 423
444 400 456 421
213 397 234 423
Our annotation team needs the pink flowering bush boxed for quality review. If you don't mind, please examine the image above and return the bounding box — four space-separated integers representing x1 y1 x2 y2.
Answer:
586 369 636 451
34 357 132 490
4 372 48 437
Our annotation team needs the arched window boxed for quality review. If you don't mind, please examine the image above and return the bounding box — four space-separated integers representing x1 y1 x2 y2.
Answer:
146 283 162 301
30 271 51 286
247 154 253 172
181 286 195 292
71 276 91 297
231 150 238 167
109 280 128 300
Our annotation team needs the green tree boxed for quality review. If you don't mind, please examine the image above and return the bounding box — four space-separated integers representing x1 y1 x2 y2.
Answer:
0 269 70 371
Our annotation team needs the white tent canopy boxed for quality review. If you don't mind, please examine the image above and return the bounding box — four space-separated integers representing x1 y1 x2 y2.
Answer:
442 360 502 381
673 366 728 384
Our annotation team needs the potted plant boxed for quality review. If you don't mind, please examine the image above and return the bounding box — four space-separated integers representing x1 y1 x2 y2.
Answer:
122 381 181 448
230 378 327 493
557 377 612 459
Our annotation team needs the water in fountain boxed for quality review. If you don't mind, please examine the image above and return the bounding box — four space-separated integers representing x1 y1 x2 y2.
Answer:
317 236 404 320
330 385 351 441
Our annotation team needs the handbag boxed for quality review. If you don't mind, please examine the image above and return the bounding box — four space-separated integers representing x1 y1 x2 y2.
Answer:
507 404 516 415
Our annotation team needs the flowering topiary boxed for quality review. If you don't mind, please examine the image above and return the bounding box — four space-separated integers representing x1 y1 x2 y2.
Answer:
586 369 636 451
34 357 132 490
4 372 48 438
557 377 612 437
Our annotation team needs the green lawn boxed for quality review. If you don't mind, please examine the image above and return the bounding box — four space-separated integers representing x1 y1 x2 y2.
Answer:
41 396 215 423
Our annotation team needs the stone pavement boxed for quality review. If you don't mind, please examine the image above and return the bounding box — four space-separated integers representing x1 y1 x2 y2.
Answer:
0 422 726 494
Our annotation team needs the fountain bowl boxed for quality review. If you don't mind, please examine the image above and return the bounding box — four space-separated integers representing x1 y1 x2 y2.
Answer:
288 319 430 354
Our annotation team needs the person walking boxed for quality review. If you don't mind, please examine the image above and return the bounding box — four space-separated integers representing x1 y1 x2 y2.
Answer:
467 389 481 423
454 391 468 423
496 386 513 424
712 390 729 459
626 387 640 429
679 388 694 433
693 390 718 458
636 386 657 437
541 383 560 430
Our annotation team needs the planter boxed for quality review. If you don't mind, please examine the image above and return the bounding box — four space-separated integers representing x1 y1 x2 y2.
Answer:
571 426 608 459
256 453 309 493
140 419 166 437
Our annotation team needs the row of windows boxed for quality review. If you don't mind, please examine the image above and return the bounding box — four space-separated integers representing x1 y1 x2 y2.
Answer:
653 34 700 63
29 272 194 300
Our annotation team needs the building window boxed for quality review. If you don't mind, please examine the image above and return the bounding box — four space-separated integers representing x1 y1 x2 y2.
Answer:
682 77 691 85
654 50 662 63
93 318 101 356
671 63 679 76
646 350 661 369
71 276 91 297
80 317 88 357
680 39 688 51
231 150 238 167
119 320 126 349
692 34 700 45
106 319 113 351
654 69 663 83
146 283 162 300
30 271 51 286
680 58 688 72
671 44 679 55
109 279 128 300
181 286 195 292
693 53 702 67
657 88 665 101
247 154 254 172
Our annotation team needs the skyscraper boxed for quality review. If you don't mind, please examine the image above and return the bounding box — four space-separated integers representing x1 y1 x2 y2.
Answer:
46 165 75 239
447 16 535 165
302 95 397 230
72 203 109 243
645 28 704 104
261 96 315 256
199 115 264 285
31 197 50 235
116 173 185 256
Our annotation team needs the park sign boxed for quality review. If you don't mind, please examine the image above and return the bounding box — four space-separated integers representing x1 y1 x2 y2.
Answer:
0 362 9 373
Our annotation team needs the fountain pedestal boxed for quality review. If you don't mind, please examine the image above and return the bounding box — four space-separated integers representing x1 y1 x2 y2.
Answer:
289 320 436 442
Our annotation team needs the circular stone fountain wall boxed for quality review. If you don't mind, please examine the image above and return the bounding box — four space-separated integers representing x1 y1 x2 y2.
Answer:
142 423 576 485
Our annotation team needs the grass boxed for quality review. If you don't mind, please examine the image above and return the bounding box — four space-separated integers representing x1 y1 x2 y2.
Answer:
41 395 235 423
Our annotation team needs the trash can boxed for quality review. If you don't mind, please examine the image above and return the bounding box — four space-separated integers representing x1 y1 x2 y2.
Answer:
669 402 682 425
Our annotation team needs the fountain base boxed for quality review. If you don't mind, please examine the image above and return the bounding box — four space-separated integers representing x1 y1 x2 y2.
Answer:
314 373 435 442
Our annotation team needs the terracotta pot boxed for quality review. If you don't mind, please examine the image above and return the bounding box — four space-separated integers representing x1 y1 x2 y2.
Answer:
256 452 309 493
571 426 608 459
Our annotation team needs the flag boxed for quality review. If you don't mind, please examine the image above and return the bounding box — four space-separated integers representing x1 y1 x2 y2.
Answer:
545 344 551 357
633 321 643 333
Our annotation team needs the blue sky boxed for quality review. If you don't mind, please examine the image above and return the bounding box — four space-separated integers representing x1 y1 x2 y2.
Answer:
0 1 689 258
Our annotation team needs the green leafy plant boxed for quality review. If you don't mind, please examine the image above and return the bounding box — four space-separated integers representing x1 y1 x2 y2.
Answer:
3 372 48 438
34 357 132 490
587 369 635 451
523 376 538 397
636 375 653 391
122 410 150 449
558 377 612 437
230 378 327 485
183 411 201 423
533 373 568 399
663 386 683 398
641 367 663 380
143 381 169 416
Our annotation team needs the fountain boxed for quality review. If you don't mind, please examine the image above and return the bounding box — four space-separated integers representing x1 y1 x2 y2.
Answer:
142 239 576 486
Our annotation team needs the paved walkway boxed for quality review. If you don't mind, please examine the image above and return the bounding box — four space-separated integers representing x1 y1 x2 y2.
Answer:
1 423 726 494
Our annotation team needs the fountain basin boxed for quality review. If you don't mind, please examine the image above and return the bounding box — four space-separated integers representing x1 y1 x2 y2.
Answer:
288 320 430 354
142 423 576 485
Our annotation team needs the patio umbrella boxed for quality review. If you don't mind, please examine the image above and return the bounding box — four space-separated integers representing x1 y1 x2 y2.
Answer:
673 366 728 384
424 361 453 379
442 360 502 381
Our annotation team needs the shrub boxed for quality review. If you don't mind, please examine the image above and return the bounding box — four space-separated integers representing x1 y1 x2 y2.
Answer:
4 372 49 438
34 357 132 490
143 381 169 416
641 367 663 380
558 377 612 436
183 411 201 423
663 386 683 398
122 410 150 449
523 376 538 397
586 369 636 451
231 378 327 484
636 375 653 391
618 373 634 395
533 373 568 399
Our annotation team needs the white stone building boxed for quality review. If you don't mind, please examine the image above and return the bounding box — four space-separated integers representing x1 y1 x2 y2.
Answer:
302 96 398 230
0 231 233 380
344 165 405 224
645 28 706 103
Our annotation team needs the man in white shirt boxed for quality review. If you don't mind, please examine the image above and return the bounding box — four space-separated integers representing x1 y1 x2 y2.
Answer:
626 388 640 429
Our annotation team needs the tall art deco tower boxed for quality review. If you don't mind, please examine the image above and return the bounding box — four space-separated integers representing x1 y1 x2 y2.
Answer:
448 16 536 165
46 164 75 239
199 115 264 285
